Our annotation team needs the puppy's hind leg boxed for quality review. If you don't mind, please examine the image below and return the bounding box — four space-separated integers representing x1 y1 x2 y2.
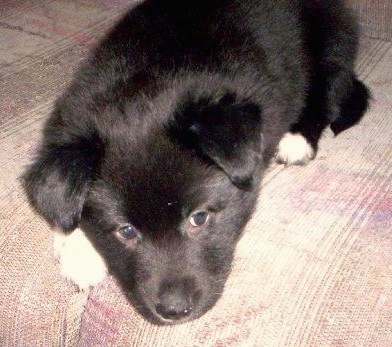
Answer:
276 131 315 166
276 71 369 166
277 3 369 166
329 76 369 136
276 78 327 166
54 228 108 290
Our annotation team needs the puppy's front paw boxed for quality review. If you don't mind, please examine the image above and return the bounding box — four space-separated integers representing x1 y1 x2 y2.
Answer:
276 132 315 166
54 228 108 290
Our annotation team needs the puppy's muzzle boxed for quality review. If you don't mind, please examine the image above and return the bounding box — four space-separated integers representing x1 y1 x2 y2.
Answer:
155 276 201 322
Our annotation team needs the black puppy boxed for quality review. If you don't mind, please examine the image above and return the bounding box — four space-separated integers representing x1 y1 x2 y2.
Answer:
23 0 369 325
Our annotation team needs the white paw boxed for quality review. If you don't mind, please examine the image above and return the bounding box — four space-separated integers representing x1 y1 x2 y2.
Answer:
276 132 315 166
53 228 108 290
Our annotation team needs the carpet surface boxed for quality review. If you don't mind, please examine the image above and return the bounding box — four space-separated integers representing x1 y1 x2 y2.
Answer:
1 1 391 346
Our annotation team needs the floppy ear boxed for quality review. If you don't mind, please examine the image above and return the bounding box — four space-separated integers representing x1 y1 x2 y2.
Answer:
172 93 263 190
23 132 102 231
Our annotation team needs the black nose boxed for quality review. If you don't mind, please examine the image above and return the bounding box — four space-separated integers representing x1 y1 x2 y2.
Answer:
155 301 193 321
155 277 199 321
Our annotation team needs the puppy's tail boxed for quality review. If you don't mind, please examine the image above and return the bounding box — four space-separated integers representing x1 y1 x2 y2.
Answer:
330 76 370 136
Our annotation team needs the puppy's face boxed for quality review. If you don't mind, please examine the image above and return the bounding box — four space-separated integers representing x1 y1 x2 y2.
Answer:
82 136 258 324
24 92 264 324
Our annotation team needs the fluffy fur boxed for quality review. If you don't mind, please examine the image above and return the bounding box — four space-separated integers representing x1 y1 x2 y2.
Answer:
23 0 369 324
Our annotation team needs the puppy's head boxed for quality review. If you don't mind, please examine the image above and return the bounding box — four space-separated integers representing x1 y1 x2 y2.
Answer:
24 91 263 324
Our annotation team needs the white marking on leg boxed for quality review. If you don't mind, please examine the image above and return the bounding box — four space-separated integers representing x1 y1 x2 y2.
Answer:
53 228 66 259
276 132 315 166
54 228 108 290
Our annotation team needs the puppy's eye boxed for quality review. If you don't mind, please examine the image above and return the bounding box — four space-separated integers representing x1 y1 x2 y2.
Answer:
116 225 139 245
118 225 137 239
189 211 209 227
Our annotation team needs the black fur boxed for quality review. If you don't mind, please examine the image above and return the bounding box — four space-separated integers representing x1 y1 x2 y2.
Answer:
23 0 369 324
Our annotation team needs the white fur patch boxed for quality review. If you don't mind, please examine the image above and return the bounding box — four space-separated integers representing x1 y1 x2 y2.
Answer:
276 132 314 166
54 228 108 290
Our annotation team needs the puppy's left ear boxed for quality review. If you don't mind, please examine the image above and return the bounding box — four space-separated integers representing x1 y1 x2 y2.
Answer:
172 93 263 190
22 132 102 231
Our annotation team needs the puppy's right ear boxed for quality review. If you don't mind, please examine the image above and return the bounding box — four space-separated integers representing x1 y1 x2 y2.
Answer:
23 132 102 231
171 92 263 190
